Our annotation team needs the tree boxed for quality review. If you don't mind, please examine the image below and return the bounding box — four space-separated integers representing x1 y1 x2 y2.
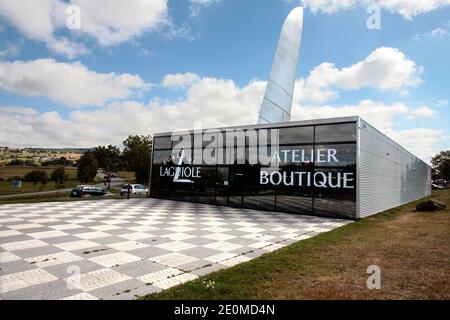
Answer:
77 153 99 183
42 157 73 167
92 145 121 172
121 135 152 184
51 166 67 186
431 150 450 181
24 170 48 185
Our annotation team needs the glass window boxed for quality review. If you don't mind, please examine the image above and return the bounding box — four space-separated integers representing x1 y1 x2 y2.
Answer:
193 133 203 148
196 167 217 186
150 123 358 219
245 129 259 146
168 182 191 202
315 123 356 143
202 147 217 165
216 167 229 186
279 126 314 144
224 130 246 148
218 147 246 165
243 187 275 211
191 185 216 205
276 189 313 215
192 132 220 149
150 181 170 198
278 145 315 166
314 144 356 167
153 150 174 165
257 128 279 146
151 166 167 182
313 168 356 219
154 136 171 150
172 134 193 150
203 132 219 148
216 187 229 206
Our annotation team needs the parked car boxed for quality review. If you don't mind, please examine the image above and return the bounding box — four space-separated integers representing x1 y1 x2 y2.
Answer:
431 183 445 190
120 184 149 197
70 185 107 197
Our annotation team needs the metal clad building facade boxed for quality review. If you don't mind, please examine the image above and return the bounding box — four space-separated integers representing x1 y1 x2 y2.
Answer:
150 116 431 220
357 118 431 218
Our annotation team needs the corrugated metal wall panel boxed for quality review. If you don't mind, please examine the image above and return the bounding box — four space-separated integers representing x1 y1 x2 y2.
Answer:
358 119 431 218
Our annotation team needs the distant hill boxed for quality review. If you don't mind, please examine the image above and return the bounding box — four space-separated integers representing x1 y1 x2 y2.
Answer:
0 147 93 153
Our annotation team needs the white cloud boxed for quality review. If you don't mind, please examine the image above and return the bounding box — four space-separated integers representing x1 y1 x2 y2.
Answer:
160 20 197 42
163 73 201 89
0 0 88 58
429 27 448 38
0 59 151 107
66 0 168 46
301 0 450 19
437 99 449 107
0 77 263 148
291 99 410 130
0 0 55 41
413 25 450 41
0 75 442 161
0 0 169 58
294 47 422 105
0 45 440 161
409 106 435 119
189 0 221 17
290 100 441 162
388 128 446 162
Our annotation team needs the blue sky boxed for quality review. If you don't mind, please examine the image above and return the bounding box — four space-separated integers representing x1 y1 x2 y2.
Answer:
0 0 449 162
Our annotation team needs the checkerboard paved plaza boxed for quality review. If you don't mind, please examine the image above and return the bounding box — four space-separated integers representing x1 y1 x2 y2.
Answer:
0 199 351 300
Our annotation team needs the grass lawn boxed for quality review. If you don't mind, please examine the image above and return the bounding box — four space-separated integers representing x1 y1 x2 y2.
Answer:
117 171 136 182
0 166 80 196
142 189 450 300
0 181 80 196
0 166 77 180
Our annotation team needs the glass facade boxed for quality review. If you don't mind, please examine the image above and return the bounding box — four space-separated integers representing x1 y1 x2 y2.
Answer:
151 121 357 219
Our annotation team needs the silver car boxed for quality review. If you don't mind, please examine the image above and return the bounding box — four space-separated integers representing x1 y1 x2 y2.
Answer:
120 184 149 197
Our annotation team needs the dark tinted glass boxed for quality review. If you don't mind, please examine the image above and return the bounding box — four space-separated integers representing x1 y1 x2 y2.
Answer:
243 187 275 211
217 147 246 165
257 128 279 146
276 189 313 214
314 144 356 167
197 167 216 186
216 167 229 186
172 134 193 149
153 150 173 165
313 168 356 219
150 181 170 198
279 126 314 144
151 122 357 219
168 182 191 201
191 185 216 204
216 187 228 206
315 123 356 143
154 136 172 149
278 145 315 166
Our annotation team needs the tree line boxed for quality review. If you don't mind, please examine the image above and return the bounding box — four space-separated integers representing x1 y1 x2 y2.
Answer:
17 135 152 187
77 135 152 184
431 150 450 182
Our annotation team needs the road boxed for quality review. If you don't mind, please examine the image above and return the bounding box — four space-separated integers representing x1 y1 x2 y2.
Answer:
0 170 126 199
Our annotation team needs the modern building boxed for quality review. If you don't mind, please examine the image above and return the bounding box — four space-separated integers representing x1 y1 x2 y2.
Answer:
150 116 431 220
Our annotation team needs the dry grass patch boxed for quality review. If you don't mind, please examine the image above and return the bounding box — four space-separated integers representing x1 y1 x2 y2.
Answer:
143 189 450 300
